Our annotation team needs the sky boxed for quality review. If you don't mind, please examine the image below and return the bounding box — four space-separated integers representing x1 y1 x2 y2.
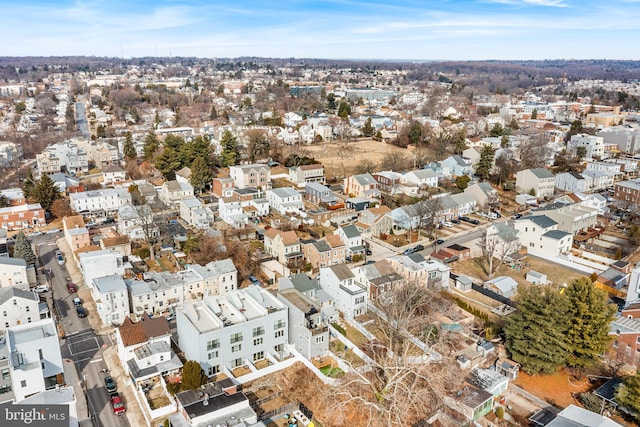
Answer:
1 0 638 60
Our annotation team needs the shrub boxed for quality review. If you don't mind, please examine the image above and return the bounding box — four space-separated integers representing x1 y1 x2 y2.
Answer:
331 323 346 336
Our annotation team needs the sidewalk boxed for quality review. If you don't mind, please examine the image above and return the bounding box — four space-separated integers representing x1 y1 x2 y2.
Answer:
63 358 91 427
103 346 149 427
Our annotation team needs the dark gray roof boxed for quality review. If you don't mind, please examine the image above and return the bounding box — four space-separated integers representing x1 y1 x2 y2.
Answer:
0 257 27 267
542 230 571 240
290 273 319 293
328 264 354 281
526 215 558 228
530 168 555 179
341 224 360 239
0 286 38 305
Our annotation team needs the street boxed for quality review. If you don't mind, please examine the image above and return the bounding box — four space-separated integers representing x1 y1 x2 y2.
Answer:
34 233 130 427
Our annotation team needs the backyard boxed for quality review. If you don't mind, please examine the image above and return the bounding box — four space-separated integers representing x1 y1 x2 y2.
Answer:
513 368 593 408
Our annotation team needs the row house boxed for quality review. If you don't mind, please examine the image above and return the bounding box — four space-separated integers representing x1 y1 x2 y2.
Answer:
464 182 498 210
159 180 194 208
187 259 238 297
229 163 271 190
78 250 125 290
266 187 304 215
117 204 159 241
515 168 555 198
402 168 439 189
534 202 599 234
319 264 367 319
264 228 303 266
62 215 90 251
609 303 640 369
334 224 365 257
352 261 404 301
288 164 325 186
513 215 572 258
614 179 640 206
0 188 26 206
344 173 380 198
305 182 339 207
35 149 61 175
373 171 403 195
179 196 214 230
0 141 22 167
0 203 45 230
0 287 41 330
127 269 202 317
558 192 608 215
556 170 615 193
450 192 477 217
91 274 130 326
70 188 131 214
604 157 640 179
440 155 472 177
102 164 126 186
36 142 89 176
357 206 393 237
598 127 640 155
386 253 451 289
176 287 289 376
302 235 347 270
88 140 119 166
212 177 235 198
218 197 248 229
0 258 28 289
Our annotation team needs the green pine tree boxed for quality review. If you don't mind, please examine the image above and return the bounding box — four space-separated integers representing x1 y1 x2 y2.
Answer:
143 131 160 161
474 145 495 181
564 277 616 369
13 231 37 266
180 360 207 391
615 374 640 418
362 117 374 137
123 132 137 160
220 130 238 167
338 101 351 119
31 174 61 212
504 286 569 374
155 147 181 181
190 157 212 194
23 169 36 199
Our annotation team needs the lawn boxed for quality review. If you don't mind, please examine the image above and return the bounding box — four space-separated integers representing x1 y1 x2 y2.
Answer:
319 365 345 378
329 339 365 368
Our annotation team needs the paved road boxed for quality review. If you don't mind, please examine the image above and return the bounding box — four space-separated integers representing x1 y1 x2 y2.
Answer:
75 101 90 138
35 234 129 427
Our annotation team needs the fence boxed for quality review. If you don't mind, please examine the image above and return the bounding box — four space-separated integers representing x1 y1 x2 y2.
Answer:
258 402 299 422
471 284 516 308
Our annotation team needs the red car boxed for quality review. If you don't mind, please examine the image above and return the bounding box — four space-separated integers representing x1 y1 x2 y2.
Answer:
111 394 126 415
66 282 77 293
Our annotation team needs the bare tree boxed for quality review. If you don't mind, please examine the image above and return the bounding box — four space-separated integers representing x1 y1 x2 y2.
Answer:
379 151 409 172
413 198 442 240
479 227 521 278
332 280 462 426
355 158 377 175
132 204 158 259
519 135 552 170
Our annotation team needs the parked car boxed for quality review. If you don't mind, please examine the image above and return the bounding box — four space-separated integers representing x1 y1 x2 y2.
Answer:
459 216 470 222
366 248 372 256
76 307 87 318
73 297 82 306
111 394 126 415
413 244 424 252
402 248 415 256
451 218 460 224
364 260 375 265
104 376 117 394
513 213 523 219
249 275 261 286
56 254 65 265
66 282 77 293
436 239 445 245
33 285 48 293
443 221 454 228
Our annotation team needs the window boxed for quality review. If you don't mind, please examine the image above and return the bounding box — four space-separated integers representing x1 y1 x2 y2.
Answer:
39 349 43 360
27 317 32 323
1 369 9 380
207 365 220 376
253 351 265 361
230 332 243 344
232 358 243 368
315 335 325 344
274 320 286 330
275 330 284 338
20 380 26 388
25 306 30 312
252 326 265 337
613 340 618 348
208 351 219 360
274 344 284 353
253 337 263 346
231 344 242 352
206 339 220 351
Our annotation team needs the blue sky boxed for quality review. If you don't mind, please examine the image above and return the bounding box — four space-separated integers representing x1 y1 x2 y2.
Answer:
1 0 638 60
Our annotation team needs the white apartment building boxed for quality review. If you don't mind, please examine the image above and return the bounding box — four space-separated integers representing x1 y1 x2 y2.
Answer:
568 134 605 160
179 196 214 230
91 274 130 326
36 142 89 176
318 264 367 319
266 187 304 215
0 287 41 330
78 250 125 289
187 259 238 297
0 258 28 289
229 164 271 190
176 287 289 376
70 188 132 214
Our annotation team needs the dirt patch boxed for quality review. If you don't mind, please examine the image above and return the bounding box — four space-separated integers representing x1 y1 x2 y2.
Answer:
513 369 591 408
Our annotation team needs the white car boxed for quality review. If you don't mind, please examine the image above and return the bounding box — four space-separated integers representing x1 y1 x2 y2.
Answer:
443 221 454 228
33 285 49 293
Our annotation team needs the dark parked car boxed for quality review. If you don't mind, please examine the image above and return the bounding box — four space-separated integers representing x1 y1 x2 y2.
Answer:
105 376 117 394
413 244 424 252
470 219 480 225
436 239 445 245
366 248 372 256
249 275 261 286
364 260 375 265
451 218 460 224
459 216 470 222
76 307 87 318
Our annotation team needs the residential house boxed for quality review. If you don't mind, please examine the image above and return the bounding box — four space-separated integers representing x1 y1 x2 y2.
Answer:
513 215 572 257
179 196 214 230
70 188 131 215
87 140 120 167
581 169 616 191
468 368 510 397
352 261 404 301
386 253 451 288
36 142 89 176
343 173 380 198
277 287 330 359
91 274 130 326
358 206 393 237
159 180 194 208
288 164 325 186
278 272 337 325
545 405 623 427
373 171 403 195
614 178 640 206
440 155 473 177
598 127 640 155
176 287 289 376
187 258 238 297
127 270 198 318
462 146 483 167
62 215 90 251
0 287 41 330
464 182 499 210
534 202 598 234
0 141 22 167
334 224 365 257
319 264 367 319
229 163 271 190
3 318 64 402
212 177 235 198
485 222 521 257
305 182 339 207
102 164 126 186
99 235 132 257
555 171 591 193
175 166 192 186
78 250 125 289
115 314 182 387
515 168 556 198
0 188 26 206
266 187 304 215
0 203 46 230
173 379 257 427
263 229 303 266
217 197 248 229
303 238 346 270
450 192 477 216
609 304 640 368
484 276 518 299
0 258 28 289
444 383 493 423
117 204 159 241
568 134 605 159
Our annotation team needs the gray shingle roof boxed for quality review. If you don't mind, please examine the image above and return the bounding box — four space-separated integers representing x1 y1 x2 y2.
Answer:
530 168 555 179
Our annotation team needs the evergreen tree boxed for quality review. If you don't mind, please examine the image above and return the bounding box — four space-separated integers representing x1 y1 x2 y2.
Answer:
31 174 61 212
504 286 569 374
13 231 36 266
531 108 538 120
210 105 218 120
190 157 212 194
338 101 351 118
155 147 181 181
453 129 467 154
475 145 495 181
326 93 337 111
123 132 137 160
220 130 238 167
163 134 185 151
564 277 616 369
408 121 425 145
180 360 207 391
23 169 36 199
615 374 640 418
180 135 211 168
489 123 504 137
143 131 160 161
362 117 374 137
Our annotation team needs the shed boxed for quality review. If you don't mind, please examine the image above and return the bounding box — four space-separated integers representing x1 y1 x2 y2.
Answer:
526 270 547 285
455 275 473 292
